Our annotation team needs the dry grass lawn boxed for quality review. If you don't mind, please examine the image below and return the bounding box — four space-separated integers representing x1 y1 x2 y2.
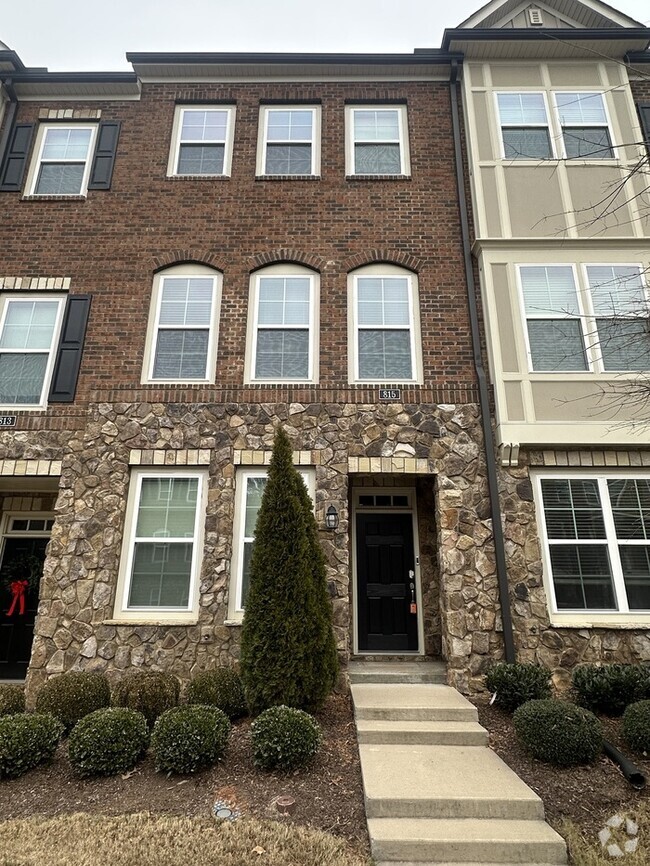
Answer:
560 800 650 865
0 812 370 866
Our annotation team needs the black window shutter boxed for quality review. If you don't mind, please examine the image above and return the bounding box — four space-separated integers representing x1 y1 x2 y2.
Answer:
639 104 650 153
88 121 121 190
0 123 35 192
48 295 92 403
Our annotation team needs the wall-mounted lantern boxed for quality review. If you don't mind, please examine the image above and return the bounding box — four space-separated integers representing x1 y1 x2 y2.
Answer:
325 505 339 530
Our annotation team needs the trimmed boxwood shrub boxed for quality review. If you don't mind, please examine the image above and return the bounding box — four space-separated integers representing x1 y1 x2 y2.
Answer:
112 671 180 727
186 669 246 719
513 699 603 767
485 662 552 713
572 664 650 716
151 705 230 774
35 672 111 732
0 713 64 779
68 707 149 777
622 700 650 754
0 684 25 717
251 705 321 771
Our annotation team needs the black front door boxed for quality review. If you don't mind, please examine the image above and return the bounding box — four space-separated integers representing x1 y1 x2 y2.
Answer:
356 512 418 652
0 536 47 679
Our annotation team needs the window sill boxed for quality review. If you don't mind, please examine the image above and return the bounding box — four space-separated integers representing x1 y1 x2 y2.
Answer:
345 174 411 181
22 195 87 202
549 617 650 630
167 175 230 181
255 174 320 181
223 618 243 627
103 618 199 626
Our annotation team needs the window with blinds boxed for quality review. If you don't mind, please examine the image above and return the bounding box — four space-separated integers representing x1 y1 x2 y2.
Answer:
496 92 553 159
554 92 614 159
354 275 417 381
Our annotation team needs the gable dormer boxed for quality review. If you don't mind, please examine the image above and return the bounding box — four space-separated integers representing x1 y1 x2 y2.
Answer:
458 0 643 30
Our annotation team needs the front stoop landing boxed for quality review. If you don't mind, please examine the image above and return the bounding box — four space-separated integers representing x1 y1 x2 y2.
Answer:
349 662 567 866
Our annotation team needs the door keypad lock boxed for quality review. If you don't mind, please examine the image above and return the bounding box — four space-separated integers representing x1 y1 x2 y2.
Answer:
409 569 417 614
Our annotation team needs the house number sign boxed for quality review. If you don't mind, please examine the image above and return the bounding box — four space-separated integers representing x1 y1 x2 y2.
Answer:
0 416 16 427
378 389 401 400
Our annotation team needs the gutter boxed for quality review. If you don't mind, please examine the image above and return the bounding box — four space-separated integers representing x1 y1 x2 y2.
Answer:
448 58 516 664
0 77 18 176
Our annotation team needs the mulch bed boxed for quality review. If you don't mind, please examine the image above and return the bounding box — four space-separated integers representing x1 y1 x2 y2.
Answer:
476 700 650 837
0 694 369 858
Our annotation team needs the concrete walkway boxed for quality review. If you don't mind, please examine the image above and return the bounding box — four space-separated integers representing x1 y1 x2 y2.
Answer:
349 662 567 866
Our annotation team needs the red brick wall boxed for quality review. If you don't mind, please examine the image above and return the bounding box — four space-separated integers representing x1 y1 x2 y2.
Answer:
0 81 478 423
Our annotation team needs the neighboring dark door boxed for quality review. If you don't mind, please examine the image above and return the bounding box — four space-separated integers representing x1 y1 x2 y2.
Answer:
356 512 418 652
0 536 47 679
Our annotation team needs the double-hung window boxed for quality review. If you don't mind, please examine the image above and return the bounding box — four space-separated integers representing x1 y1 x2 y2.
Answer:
346 106 410 175
169 106 235 176
585 265 650 371
258 106 319 176
518 265 588 371
248 266 317 383
229 468 314 618
29 125 96 195
536 473 650 619
144 265 221 384
496 93 553 159
351 268 420 383
554 92 614 159
0 295 65 407
115 470 206 620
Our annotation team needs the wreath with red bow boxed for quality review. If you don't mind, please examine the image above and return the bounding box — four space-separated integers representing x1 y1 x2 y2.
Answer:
2 554 42 617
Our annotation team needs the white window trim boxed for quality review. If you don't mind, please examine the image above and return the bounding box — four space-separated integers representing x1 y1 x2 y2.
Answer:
26 123 97 197
494 90 557 160
345 105 411 176
256 105 321 177
533 469 650 628
515 262 650 375
348 264 422 385
551 90 616 161
228 466 315 622
141 263 222 385
167 105 236 178
244 263 319 385
0 293 66 411
113 468 207 624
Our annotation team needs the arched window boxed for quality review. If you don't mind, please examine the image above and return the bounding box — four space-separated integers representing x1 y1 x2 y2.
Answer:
142 263 222 384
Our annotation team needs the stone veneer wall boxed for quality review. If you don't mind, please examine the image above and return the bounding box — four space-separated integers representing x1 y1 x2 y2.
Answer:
21 399 502 698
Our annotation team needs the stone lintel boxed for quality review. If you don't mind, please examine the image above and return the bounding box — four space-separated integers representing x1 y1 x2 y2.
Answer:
0 458 61 477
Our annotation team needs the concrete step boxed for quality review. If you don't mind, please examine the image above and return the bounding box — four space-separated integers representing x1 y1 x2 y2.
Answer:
360 744 544 820
352 684 478 722
368 818 567 864
349 661 447 685
356 719 488 746
375 862 564 866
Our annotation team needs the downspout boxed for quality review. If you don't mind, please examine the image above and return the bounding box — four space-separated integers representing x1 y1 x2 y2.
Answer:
0 77 18 170
448 58 516 663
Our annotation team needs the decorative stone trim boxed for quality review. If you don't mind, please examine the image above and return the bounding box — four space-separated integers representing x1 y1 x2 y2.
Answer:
348 456 434 474
38 108 102 120
0 459 62 476
128 449 211 466
530 449 650 468
152 250 227 272
249 249 326 272
234 449 321 466
343 249 423 273
0 277 70 291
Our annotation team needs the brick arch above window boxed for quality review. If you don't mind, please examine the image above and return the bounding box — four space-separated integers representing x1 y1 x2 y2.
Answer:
249 249 325 273
343 250 422 274
152 249 227 273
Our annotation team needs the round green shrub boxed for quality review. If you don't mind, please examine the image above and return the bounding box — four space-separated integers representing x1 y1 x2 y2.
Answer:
572 664 649 716
186 669 246 719
485 662 552 713
0 684 25 717
68 707 149 777
112 671 180 727
622 700 650 754
0 713 64 779
513 699 603 767
251 705 321 771
35 672 111 732
151 705 230 774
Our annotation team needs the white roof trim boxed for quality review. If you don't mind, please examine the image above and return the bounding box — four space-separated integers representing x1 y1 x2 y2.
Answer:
491 0 583 28
458 0 642 28
0 39 10 51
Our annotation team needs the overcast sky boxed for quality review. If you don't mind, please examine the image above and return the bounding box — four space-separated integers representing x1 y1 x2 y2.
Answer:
2 0 650 71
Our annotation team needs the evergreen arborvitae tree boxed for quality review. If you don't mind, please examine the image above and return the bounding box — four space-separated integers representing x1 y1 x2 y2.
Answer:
240 427 339 714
